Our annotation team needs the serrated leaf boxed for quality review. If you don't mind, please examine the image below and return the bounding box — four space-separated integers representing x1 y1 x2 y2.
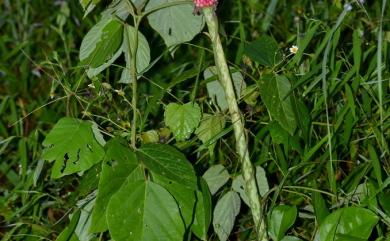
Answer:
195 114 225 155
145 0 204 47
164 102 201 141
314 207 379 241
107 180 185 241
42 118 105 179
205 66 246 111
90 138 139 233
244 35 282 66
269 205 297 241
202 164 230 195
119 25 151 83
213 191 241 241
139 144 197 189
79 18 123 68
192 178 212 240
232 166 269 206
258 74 297 135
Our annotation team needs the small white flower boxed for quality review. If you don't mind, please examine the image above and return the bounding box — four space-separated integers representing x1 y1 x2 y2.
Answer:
344 3 353 12
88 83 95 89
289 45 299 54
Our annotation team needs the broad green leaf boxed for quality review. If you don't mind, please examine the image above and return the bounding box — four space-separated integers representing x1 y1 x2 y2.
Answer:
269 122 290 145
86 46 122 78
152 172 196 228
312 192 329 226
192 178 212 240
314 207 379 241
145 0 204 47
90 138 139 233
42 118 105 179
107 180 185 241
80 18 123 68
202 164 230 195
205 66 246 111
232 166 269 206
164 102 201 141
213 191 241 241
139 144 197 189
258 74 297 135
244 35 282 66
269 205 297 241
195 114 225 155
119 25 151 84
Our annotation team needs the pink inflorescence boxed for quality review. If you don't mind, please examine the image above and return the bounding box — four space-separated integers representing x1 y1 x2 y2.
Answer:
193 0 218 8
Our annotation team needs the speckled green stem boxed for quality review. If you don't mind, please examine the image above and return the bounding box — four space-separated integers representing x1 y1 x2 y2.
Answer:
202 7 268 241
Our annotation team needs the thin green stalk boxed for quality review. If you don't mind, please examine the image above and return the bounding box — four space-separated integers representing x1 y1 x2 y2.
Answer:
202 7 268 241
377 0 387 149
130 19 141 149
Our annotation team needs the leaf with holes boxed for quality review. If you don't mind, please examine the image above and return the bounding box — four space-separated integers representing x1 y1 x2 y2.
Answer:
107 180 185 241
42 118 105 179
164 102 201 141
146 0 204 47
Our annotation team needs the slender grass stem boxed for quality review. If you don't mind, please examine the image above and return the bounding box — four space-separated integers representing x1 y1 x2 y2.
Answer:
377 0 387 150
202 7 268 241
130 19 141 149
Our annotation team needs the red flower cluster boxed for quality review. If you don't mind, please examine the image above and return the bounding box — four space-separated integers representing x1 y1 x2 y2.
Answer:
193 0 218 8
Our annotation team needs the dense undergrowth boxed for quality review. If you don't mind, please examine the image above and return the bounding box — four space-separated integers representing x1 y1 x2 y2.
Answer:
0 0 389 240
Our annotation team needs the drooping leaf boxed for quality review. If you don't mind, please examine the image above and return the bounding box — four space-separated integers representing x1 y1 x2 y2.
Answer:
314 207 379 241
258 74 297 135
213 191 241 241
205 66 246 111
74 196 96 241
312 192 329 226
79 17 123 68
269 205 297 241
195 114 225 155
56 210 81 241
90 138 139 233
42 118 105 179
232 166 269 206
119 25 151 83
164 102 201 141
107 180 185 241
192 178 212 241
145 0 204 47
244 35 281 66
202 164 230 195
139 144 197 189
152 172 196 229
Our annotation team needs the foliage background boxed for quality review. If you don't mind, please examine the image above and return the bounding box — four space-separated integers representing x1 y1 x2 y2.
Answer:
0 0 389 240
